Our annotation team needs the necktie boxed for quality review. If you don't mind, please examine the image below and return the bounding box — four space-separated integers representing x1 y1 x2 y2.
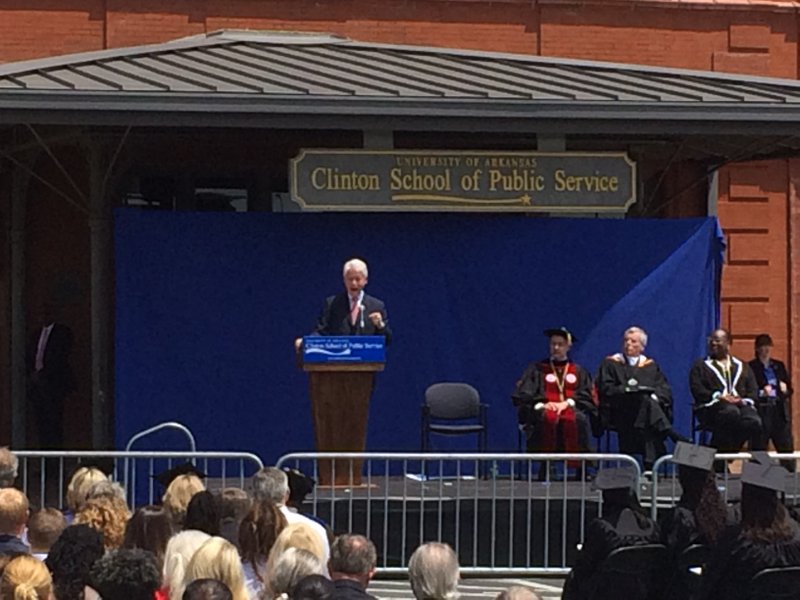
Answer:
350 297 360 325
35 326 50 371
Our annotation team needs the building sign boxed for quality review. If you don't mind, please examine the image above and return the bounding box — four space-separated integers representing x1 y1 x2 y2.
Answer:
290 150 636 213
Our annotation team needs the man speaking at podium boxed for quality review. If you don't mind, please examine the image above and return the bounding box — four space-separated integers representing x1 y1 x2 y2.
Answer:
296 258 392 348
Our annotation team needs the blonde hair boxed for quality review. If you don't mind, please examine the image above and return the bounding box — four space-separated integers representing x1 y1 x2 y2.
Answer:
74 495 131 549
163 474 205 528
163 529 211 600
184 536 247 600
1 555 53 600
0 488 28 534
66 467 108 513
265 522 325 579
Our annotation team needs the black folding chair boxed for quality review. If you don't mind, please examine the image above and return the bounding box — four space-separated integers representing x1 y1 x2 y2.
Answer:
746 566 800 600
587 543 668 600
667 543 710 600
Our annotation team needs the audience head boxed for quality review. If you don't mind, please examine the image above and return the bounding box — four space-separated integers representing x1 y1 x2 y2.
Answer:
163 529 212 600
122 505 173 569
184 491 221 536
65 467 108 514
741 452 792 543
0 488 29 536
27 508 66 553
217 488 251 549
85 480 127 505
182 578 233 600
74 495 130 550
292 574 336 600
46 524 105 600
408 542 460 600
267 547 325 599
88 548 161 600
593 467 641 509
496 586 542 600
251 467 289 505
239 499 286 572
677 465 727 545
0 554 18 580
1 555 53 600
184 537 247 600
329 534 377 585
266 522 326 582
163 474 206 529
0 448 19 488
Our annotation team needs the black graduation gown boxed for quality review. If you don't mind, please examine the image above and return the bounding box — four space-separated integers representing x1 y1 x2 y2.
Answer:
699 518 800 600
596 355 673 462
562 508 661 600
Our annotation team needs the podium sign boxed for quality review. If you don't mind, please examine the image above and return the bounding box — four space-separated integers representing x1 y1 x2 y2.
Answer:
302 336 385 363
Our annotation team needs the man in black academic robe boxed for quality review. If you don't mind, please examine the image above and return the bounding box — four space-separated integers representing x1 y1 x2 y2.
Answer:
689 329 763 453
748 333 793 464
596 326 676 468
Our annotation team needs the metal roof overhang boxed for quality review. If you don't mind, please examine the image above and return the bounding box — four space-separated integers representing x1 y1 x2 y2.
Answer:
2 92 800 136
2 32 800 139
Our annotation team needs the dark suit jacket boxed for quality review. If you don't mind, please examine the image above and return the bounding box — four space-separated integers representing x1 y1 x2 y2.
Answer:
333 579 377 600
27 322 76 398
748 357 792 421
314 292 392 344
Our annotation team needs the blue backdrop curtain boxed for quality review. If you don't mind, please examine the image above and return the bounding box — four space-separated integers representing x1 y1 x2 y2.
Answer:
115 211 724 462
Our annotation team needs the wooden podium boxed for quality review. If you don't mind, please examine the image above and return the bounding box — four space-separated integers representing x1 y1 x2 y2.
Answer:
303 361 384 486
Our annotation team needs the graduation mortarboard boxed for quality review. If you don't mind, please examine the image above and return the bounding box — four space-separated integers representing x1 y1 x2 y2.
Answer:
152 463 206 489
283 467 316 503
544 327 576 344
671 442 716 472
741 452 788 493
592 466 637 491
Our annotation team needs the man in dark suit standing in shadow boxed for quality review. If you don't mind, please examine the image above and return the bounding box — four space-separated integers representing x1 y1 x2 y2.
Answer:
749 333 794 469
296 258 392 349
27 301 76 449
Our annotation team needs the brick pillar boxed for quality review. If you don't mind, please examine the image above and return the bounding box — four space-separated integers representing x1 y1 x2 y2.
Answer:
788 159 800 447
717 160 790 360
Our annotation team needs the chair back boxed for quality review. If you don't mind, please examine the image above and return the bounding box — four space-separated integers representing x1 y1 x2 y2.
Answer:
588 544 667 600
425 383 481 420
747 566 800 600
673 543 709 600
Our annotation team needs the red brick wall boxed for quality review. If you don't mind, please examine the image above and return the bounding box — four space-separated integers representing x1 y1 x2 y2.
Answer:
1 0 798 79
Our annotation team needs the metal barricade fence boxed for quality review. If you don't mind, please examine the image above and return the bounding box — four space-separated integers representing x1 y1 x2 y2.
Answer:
276 452 641 575
650 451 800 520
14 451 264 511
